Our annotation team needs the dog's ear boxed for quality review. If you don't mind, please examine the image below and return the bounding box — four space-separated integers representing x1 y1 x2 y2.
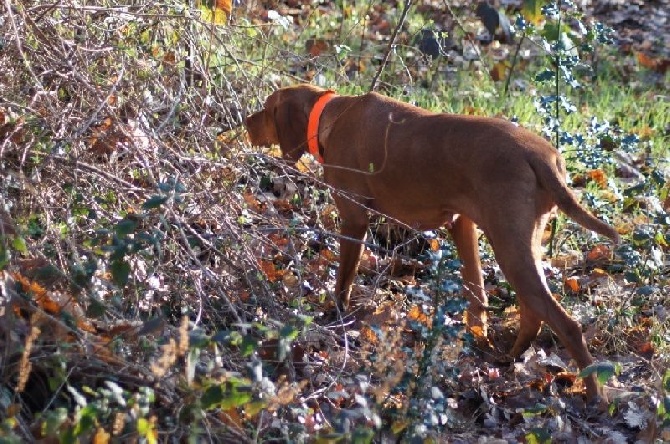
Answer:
273 93 309 162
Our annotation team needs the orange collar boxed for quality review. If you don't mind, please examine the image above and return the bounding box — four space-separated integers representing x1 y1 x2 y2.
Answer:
307 91 336 163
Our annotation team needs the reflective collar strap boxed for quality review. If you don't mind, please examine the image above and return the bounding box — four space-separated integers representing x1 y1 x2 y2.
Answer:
306 91 336 164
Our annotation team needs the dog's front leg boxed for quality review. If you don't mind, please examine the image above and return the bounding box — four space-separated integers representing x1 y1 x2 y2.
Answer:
333 198 369 310
449 216 488 337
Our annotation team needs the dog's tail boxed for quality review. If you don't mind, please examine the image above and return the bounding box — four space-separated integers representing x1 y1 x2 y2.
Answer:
531 154 620 244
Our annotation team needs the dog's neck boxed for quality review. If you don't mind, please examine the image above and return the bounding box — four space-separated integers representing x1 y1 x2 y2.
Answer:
307 91 336 163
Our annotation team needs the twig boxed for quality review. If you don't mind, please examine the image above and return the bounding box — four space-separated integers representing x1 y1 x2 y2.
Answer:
50 155 147 192
369 0 414 92
442 0 492 80
504 32 527 96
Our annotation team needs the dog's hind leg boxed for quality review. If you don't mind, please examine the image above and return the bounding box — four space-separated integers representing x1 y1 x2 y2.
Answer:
508 212 551 356
484 210 600 400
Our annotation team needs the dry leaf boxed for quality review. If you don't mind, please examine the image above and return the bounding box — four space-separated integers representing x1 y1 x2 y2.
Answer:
258 259 284 283
12 273 61 315
92 427 111 444
282 272 299 288
305 39 331 57
219 408 244 430
490 61 510 82
587 169 608 188
360 325 379 345
407 304 431 326
243 191 261 211
636 52 670 73
564 276 580 292
587 244 612 262
469 324 486 339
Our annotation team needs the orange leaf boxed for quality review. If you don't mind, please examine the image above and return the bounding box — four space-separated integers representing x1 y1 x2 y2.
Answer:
469 324 485 339
243 191 262 212
197 0 231 24
637 341 655 357
587 169 608 188
92 427 111 444
272 199 294 212
305 39 331 57
12 273 61 315
77 318 97 334
268 233 289 248
219 408 244 430
258 260 284 283
215 0 231 15
407 305 431 326
564 276 580 292
319 249 337 263
633 125 654 139
636 52 670 74
360 325 379 345
586 244 612 262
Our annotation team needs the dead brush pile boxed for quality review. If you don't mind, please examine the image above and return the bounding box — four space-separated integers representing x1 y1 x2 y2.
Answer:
0 1 372 441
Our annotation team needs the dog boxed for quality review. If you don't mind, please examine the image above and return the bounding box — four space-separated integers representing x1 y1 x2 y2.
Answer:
245 84 619 401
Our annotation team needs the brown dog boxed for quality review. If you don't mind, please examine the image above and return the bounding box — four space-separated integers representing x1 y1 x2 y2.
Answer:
246 84 619 400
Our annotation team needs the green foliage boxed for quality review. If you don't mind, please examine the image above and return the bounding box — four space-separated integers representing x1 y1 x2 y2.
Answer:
660 370 670 427
578 361 622 385
525 427 552 444
201 379 253 411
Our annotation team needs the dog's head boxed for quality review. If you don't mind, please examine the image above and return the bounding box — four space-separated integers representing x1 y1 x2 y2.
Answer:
245 84 327 162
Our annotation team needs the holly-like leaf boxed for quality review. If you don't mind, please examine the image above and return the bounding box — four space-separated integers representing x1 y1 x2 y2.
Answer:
142 195 168 210
579 361 621 385
86 297 107 318
111 259 130 287
115 218 138 237
535 69 555 82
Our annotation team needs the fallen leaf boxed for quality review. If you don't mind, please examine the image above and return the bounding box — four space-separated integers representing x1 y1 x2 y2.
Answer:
564 276 580 292
636 52 670 73
586 244 612 262
490 61 510 81
360 325 379 345
92 427 111 444
587 169 608 188
258 260 285 283
407 305 431 326
305 39 331 57
219 408 244 430
469 324 486 339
